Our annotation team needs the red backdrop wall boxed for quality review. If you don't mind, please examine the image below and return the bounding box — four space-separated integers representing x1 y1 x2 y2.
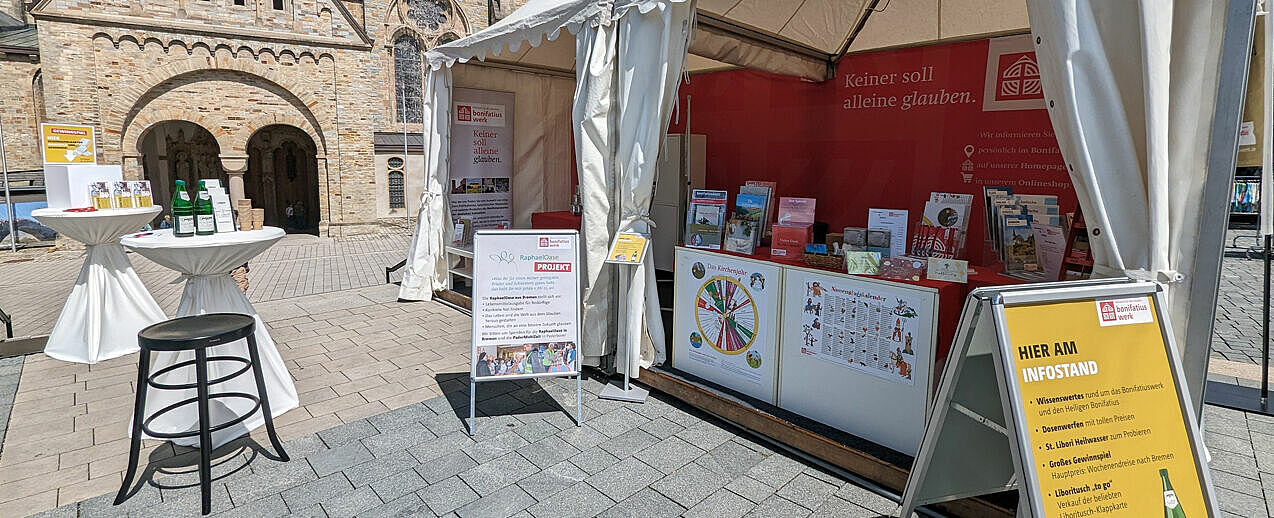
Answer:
668 36 1075 266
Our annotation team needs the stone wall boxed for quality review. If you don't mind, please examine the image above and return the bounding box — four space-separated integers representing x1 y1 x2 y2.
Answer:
0 53 41 172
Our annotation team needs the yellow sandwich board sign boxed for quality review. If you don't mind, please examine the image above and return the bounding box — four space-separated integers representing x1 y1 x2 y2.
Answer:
901 279 1216 517
40 123 97 164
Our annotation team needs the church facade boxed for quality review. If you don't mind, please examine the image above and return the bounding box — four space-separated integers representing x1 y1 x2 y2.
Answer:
0 0 522 234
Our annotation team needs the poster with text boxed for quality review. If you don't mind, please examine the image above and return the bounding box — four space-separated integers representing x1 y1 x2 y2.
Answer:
779 268 938 454
1005 296 1213 517
669 34 1074 266
672 247 782 404
41 123 97 164
450 88 514 230
471 231 580 381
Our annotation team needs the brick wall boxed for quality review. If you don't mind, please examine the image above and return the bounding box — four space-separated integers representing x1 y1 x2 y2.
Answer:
0 54 42 172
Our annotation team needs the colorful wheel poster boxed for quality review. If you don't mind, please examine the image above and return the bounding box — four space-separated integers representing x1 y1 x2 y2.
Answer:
673 247 782 404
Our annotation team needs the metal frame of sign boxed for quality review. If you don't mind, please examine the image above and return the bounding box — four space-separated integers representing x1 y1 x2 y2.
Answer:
901 278 1219 517
468 229 583 435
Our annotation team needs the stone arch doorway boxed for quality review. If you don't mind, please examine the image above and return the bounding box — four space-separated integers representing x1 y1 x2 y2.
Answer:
245 125 320 234
138 121 228 224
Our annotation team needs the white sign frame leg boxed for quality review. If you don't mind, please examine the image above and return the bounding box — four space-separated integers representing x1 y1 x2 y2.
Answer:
599 263 650 403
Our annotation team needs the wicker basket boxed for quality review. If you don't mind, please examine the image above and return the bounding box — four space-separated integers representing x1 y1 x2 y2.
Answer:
803 252 843 270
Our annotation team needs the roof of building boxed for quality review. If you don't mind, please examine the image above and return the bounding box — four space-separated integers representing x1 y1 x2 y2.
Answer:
0 20 38 54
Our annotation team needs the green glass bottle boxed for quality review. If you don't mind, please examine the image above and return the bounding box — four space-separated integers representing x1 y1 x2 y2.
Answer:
194 180 216 236
1161 469 1186 518
171 180 194 238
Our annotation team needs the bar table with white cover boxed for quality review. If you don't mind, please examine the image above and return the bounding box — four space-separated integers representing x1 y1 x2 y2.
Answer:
120 227 297 447
31 206 166 364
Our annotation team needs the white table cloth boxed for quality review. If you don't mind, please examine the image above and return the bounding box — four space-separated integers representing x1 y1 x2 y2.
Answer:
121 227 298 447
31 206 166 364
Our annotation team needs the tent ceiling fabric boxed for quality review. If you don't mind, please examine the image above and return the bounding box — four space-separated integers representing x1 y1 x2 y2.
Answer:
427 0 1031 81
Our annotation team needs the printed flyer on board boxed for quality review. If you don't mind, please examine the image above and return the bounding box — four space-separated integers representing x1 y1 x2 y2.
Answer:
789 270 928 386
471 232 580 379
1004 296 1209 518
449 88 514 230
673 248 782 403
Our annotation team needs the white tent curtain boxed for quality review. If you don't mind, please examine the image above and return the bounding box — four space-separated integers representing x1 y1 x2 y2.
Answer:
612 0 694 375
575 21 619 366
1025 0 1231 400
399 67 453 302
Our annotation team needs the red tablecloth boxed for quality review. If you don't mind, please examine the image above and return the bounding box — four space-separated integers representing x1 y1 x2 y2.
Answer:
530 211 581 231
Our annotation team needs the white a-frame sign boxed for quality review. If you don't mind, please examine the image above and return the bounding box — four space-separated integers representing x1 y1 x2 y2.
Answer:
901 279 1218 517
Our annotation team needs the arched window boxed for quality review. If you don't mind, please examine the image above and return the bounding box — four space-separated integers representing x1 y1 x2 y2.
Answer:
393 35 423 124
388 158 406 209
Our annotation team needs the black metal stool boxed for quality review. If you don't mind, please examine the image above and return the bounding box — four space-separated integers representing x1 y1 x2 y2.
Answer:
115 313 289 515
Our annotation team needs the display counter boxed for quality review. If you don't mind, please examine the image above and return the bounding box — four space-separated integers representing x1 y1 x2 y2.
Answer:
671 246 965 455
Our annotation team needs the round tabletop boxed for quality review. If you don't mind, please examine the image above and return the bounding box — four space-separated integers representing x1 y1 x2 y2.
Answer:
31 206 162 245
121 227 285 275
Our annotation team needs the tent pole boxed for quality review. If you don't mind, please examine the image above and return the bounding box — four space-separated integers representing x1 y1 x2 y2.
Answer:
1188 0 1258 419
0 115 14 252
402 73 412 232
1264 233 1270 409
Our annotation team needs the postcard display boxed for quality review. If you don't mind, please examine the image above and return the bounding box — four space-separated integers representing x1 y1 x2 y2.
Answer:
673 247 783 404
779 267 938 454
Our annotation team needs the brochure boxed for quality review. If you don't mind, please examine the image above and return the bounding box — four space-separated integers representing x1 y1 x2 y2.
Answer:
735 192 768 247
685 189 727 250
743 181 777 243
777 197 816 226
868 208 908 258
1001 214 1037 272
1031 223 1067 280
724 217 757 255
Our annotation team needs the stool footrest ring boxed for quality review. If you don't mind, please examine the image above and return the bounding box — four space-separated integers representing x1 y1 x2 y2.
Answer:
140 392 263 440
147 356 254 390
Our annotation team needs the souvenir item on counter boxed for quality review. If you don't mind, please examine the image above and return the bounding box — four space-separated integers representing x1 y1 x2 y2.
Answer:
825 234 845 256
129 181 154 208
879 256 927 282
844 251 882 275
771 223 811 260
194 180 216 236
866 228 891 257
685 189 727 250
90 181 113 210
250 208 265 230
926 258 969 283
112 181 134 208
171 179 195 237
843 227 867 251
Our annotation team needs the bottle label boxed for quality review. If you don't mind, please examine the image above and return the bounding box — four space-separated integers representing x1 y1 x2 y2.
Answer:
1164 490 1179 508
177 215 195 232
197 214 215 231
179 192 190 201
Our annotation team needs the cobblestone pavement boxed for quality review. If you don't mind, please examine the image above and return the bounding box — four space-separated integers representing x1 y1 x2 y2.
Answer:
0 230 411 338
0 231 1273 516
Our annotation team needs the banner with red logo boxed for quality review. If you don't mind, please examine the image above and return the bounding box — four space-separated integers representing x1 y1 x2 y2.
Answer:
471 230 581 380
450 88 514 230
670 35 1073 265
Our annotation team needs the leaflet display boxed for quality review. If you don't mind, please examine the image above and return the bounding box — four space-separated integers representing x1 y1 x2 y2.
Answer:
672 247 782 404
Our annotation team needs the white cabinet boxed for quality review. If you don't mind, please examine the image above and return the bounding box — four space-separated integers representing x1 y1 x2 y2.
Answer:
651 134 705 271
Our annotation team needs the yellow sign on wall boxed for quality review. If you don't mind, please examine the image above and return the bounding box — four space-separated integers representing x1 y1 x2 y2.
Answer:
40 123 97 164
1004 296 1208 517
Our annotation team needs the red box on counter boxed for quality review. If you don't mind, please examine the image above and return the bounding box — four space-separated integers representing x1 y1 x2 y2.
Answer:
769 223 812 260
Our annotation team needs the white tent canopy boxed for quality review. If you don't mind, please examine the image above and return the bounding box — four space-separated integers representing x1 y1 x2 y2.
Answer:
400 0 1253 411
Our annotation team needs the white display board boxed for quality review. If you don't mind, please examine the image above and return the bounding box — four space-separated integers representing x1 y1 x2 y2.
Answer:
471 230 581 380
673 247 782 404
779 266 938 455
449 88 514 230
